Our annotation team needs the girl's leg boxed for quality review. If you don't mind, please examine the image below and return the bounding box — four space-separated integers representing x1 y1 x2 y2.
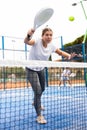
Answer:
37 69 45 92
26 68 43 116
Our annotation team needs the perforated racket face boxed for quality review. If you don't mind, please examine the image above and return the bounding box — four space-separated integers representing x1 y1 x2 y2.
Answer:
34 8 54 29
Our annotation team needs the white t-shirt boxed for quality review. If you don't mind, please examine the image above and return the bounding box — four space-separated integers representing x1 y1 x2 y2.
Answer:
28 38 58 71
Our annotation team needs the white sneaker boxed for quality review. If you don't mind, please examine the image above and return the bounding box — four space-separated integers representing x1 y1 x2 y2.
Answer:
36 115 47 124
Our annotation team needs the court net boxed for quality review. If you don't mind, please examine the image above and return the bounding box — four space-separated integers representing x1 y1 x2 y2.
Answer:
0 60 87 130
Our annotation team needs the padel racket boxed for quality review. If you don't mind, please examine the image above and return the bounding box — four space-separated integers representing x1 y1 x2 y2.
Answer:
70 73 76 77
33 7 54 30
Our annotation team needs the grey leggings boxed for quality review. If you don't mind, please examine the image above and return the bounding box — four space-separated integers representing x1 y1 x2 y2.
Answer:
26 67 45 116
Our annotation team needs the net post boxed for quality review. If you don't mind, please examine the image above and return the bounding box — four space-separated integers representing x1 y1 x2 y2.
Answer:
60 36 64 61
82 29 87 87
2 36 4 59
80 0 87 87
45 67 48 87
25 44 27 60
2 36 6 90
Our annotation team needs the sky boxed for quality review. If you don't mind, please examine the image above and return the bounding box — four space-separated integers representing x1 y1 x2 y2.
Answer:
0 0 87 60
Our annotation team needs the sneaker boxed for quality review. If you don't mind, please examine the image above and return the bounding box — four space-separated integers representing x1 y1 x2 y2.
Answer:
32 102 45 110
36 115 47 124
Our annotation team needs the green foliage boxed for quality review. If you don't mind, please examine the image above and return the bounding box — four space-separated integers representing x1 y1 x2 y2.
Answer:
0 67 25 79
64 35 84 48
61 34 87 62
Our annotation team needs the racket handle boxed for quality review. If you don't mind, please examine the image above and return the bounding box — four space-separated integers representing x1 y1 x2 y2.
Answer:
33 24 37 30
27 34 31 40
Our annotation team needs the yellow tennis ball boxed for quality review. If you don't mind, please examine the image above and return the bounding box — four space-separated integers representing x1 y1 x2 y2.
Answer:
69 16 75 21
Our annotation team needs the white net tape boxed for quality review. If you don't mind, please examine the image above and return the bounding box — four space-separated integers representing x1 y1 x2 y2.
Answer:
0 59 87 68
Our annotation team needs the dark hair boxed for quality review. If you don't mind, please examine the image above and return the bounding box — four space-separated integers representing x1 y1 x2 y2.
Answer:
42 28 53 36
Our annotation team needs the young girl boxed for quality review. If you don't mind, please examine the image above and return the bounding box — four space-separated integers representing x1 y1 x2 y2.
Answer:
24 28 76 124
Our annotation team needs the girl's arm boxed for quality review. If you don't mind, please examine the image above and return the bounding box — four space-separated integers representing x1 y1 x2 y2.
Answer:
55 49 71 59
55 48 77 60
24 29 35 46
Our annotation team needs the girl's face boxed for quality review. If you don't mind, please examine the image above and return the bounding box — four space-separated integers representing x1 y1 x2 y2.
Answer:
42 30 53 44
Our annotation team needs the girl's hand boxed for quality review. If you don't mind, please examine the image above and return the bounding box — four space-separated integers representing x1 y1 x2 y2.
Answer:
27 28 35 36
68 52 78 60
